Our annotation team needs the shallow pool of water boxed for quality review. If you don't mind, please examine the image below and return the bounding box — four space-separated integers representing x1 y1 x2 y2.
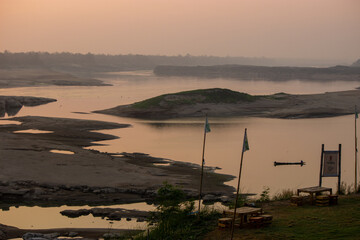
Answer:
0 120 21 125
0 202 154 230
49 149 75 155
14 129 54 134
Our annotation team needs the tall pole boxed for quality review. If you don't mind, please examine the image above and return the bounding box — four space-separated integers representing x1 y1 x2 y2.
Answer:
319 144 324 187
338 144 342 194
198 115 208 214
355 105 358 192
230 128 248 240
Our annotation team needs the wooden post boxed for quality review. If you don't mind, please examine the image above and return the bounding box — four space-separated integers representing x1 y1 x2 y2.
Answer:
355 105 358 192
319 144 324 187
198 115 208 214
338 144 342 194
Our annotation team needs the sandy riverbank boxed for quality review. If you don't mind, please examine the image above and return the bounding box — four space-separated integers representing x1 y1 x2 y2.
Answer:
0 116 234 205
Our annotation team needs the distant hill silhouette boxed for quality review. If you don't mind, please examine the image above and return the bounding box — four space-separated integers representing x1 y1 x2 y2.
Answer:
154 64 360 82
0 51 349 74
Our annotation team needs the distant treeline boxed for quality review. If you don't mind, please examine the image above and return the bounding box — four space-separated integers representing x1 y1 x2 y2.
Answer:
154 64 360 81
0 51 354 73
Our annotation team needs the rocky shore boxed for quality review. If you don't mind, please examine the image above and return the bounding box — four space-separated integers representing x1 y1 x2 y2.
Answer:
0 116 234 204
0 96 56 117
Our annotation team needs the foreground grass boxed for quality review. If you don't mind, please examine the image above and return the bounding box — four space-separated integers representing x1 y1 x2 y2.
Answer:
204 195 360 240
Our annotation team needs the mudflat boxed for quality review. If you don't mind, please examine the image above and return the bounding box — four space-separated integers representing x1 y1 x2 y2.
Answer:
0 116 234 206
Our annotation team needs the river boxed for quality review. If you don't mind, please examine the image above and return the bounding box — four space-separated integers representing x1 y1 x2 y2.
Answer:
1 70 359 230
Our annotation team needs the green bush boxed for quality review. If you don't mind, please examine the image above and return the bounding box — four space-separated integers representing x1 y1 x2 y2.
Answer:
228 194 248 209
135 182 220 240
258 186 270 202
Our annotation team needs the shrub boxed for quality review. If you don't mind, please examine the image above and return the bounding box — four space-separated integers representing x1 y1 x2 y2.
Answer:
135 182 220 240
272 189 294 201
258 186 270 202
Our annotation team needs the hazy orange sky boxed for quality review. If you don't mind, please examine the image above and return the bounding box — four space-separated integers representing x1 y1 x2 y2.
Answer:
0 0 359 61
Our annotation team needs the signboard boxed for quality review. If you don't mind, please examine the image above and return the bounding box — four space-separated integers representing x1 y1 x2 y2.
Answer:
323 151 339 177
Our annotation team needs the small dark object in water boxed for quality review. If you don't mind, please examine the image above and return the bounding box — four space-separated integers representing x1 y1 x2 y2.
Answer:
274 160 305 167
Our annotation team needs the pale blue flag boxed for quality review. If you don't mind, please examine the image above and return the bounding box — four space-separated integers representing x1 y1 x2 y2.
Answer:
205 116 211 133
243 129 249 152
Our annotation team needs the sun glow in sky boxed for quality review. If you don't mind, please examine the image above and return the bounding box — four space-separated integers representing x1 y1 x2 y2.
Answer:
0 0 359 60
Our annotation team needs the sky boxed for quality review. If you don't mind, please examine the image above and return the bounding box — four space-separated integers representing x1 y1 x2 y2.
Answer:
0 0 359 61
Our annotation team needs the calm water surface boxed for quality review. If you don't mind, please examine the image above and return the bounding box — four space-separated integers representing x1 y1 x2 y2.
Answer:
1 71 360 228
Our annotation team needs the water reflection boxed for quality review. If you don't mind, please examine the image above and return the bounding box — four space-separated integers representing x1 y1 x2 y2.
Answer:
14 129 54 134
90 115 357 196
153 163 171 166
0 203 152 229
50 150 75 155
143 121 238 130
0 120 21 125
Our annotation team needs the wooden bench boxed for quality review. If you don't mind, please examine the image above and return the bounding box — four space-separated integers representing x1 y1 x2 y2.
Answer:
249 216 264 227
297 186 332 205
316 195 330 206
259 214 273 225
291 195 304 206
218 217 232 228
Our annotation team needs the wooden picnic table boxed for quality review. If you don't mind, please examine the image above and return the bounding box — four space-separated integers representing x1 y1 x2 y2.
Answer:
224 207 262 226
297 186 332 204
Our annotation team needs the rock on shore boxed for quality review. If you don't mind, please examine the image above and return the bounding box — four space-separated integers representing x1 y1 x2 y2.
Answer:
0 96 56 117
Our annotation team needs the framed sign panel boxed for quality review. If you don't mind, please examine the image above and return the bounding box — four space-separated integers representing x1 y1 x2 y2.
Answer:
323 151 339 177
319 144 341 193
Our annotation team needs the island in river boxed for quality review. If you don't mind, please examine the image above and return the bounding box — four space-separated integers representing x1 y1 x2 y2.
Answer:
94 88 360 119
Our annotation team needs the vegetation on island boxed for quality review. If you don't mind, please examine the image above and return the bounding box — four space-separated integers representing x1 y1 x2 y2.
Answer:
132 88 261 109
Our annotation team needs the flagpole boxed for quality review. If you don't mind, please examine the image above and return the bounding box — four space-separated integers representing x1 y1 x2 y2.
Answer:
230 128 247 240
198 115 208 214
355 105 358 192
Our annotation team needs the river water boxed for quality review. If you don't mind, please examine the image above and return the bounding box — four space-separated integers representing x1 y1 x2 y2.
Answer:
1 71 360 230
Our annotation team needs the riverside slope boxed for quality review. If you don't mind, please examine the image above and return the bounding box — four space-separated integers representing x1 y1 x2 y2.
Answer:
94 88 360 119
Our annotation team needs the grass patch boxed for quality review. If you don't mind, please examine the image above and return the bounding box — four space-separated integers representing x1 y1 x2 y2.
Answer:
272 189 295 201
205 195 360 240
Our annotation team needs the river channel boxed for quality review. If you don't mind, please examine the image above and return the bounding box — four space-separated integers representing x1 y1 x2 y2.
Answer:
1 71 359 230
